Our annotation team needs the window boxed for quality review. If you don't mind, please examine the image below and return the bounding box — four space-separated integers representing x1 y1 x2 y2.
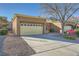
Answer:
24 24 26 26
21 24 23 26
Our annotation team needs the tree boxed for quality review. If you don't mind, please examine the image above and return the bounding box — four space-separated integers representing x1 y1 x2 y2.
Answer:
41 3 79 35
0 16 8 28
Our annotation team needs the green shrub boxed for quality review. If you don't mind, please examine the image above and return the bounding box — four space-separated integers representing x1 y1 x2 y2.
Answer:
64 36 76 40
75 28 79 31
64 31 67 34
76 31 79 37
75 28 79 37
72 25 76 29
0 29 8 35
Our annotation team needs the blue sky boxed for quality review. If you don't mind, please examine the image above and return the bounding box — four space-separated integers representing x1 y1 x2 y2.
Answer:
0 3 79 21
0 3 40 21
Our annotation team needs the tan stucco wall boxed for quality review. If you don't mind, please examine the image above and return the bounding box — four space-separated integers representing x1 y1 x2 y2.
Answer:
12 17 18 35
18 16 45 24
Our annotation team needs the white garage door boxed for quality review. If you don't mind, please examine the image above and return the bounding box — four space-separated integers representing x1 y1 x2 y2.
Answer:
20 23 43 35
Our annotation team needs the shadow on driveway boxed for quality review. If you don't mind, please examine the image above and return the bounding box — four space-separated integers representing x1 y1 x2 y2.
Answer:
27 33 79 44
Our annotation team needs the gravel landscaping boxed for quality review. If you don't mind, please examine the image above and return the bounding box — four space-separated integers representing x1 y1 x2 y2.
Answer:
3 36 36 56
0 35 36 56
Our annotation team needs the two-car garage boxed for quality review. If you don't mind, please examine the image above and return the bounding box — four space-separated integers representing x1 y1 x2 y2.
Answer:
12 14 47 36
20 23 43 35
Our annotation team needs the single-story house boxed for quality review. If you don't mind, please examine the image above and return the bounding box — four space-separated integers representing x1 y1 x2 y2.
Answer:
12 14 48 36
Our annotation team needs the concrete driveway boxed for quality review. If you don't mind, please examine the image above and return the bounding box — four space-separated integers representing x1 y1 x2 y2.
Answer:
21 33 79 56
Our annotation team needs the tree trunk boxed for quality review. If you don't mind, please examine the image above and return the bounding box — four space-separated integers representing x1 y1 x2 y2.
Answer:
61 22 65 36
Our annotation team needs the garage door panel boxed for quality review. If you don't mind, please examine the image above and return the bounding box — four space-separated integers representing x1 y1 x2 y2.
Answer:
20 23 43 35
20 26 31 35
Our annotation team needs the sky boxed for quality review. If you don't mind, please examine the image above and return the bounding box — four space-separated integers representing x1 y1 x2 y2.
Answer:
0 3 41 21
0 3 79 21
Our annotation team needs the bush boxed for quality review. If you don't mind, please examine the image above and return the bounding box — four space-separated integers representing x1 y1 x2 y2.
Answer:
76 31 79 37
75 28 79 37
72 25 76 29
64 36 76 40
0 29 8 35
64 29 77 40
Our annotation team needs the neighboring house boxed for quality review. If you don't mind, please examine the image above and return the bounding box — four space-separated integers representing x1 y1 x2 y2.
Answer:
46 20 62 33
46 20 74 33
64 17 78 31
12 14 47 36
